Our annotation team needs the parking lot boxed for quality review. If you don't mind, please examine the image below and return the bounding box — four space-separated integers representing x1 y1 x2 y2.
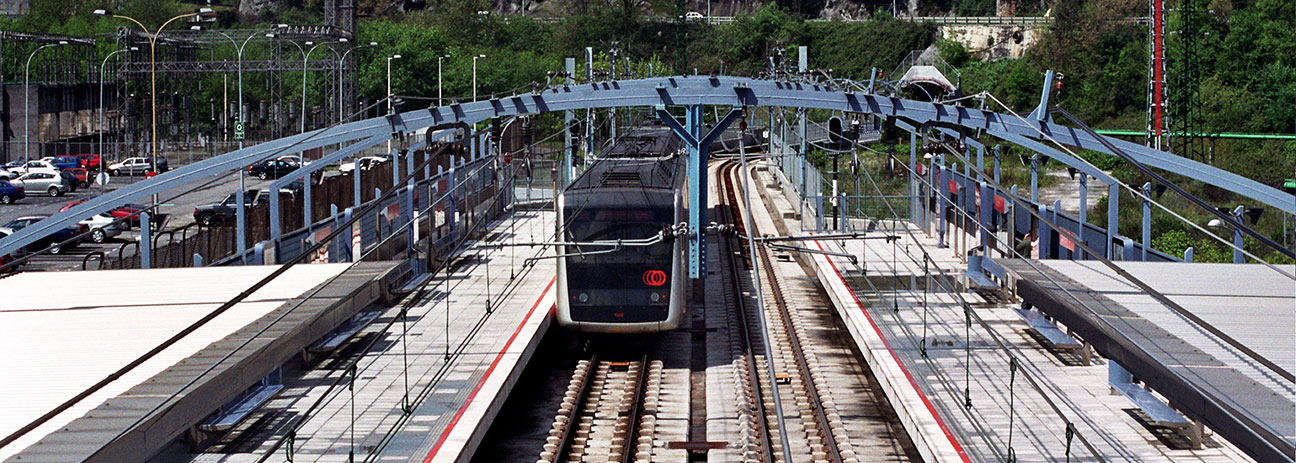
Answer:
0 171 279 272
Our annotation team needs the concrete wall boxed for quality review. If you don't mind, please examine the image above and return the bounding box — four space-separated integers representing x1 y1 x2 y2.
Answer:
939 24 1042 60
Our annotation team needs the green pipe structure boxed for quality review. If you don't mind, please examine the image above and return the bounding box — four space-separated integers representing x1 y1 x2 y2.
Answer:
1094 129 1296 140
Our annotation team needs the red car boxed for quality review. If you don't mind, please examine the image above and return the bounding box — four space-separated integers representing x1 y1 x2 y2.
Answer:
64 167 89 188
76 154 101 170
60 196 147 228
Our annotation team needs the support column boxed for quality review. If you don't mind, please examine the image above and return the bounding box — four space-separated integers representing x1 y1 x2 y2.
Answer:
563 57 576 186
270 188 282 242
1107 183 1119 259
235 187 247 263
1232 206 1245 263
979 180 991 252
937 155 946 248
1030 154 1040 202
1141 182 1152 260
909 132 918 226
304 173 313 228
140 210 152 269
657 104 741 279
353 156 362 209
1078 174 1087 259
993 145 1001 184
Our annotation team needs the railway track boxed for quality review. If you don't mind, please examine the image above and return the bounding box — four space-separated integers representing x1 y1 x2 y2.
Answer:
717 159 855 463
539 354 663 463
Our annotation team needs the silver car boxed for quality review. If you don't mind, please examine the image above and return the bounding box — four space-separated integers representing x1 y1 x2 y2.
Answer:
11 171 69 196
108 157 153 175
79 213 126 243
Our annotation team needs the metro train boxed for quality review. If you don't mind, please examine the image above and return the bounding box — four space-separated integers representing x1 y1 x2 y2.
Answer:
555 127 689 334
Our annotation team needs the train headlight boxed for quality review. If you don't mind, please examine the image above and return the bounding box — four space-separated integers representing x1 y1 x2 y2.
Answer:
650 292 661 302
577 292 589 303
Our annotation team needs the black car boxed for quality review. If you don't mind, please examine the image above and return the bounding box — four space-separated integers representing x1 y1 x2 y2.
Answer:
193 189 274 225
247 159 300 180
0 214 83 255
59 171 79 192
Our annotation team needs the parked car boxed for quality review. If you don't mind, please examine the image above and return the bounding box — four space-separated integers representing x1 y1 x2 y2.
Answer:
59 196 95 212
78 213 126 243
0 214 83 255
152 156 170 173
277 154 312 166
193 189 273 225
39 155 80 170
14 160 60 176
65 167 89 188
0 246 18 273
0 178 25 204
108 203 148 228
0 167 20 180
56 197 144 228
59 169 87 192
107 157 153 175
11 172 69 196
76 153 101 170
248 158 301 180
338 156 389 174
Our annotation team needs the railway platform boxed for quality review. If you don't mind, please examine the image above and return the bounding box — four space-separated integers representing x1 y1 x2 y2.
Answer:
146 208 559 463
743 160 1269 462
0 260 407 463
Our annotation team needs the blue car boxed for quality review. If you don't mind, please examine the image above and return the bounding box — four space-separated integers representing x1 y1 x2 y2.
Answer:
43 155 79 170
0 178 23 204
0 214 82 255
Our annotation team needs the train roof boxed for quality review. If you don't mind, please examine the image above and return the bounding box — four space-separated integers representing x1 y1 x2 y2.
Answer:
568 156 682 191
567 126 684 191
600 126 682 158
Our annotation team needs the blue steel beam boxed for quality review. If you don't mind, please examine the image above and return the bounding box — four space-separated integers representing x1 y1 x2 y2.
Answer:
268 135 388 242
657 104 742 279
4 75 1290 258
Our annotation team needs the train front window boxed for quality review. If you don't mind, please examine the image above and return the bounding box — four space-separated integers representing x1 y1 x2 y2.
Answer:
564 208 672 264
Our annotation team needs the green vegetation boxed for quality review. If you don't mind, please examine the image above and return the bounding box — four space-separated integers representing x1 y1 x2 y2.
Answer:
2 0 1291 261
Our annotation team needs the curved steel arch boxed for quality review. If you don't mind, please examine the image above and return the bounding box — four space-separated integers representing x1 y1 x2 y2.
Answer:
3 75 1290 258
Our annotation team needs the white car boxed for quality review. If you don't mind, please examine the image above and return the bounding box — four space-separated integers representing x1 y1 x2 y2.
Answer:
11 171 69 196
78 213 126 243
337 156 389 174
278 154 312 166
107 157 153 176
686 11 704 19
12 160 60 176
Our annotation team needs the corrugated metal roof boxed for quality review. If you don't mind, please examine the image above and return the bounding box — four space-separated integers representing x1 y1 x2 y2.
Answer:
0 264 352 461
1005 259 1295 458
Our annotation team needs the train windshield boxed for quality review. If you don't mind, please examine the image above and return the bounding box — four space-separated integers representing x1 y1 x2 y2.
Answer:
564 207 673 264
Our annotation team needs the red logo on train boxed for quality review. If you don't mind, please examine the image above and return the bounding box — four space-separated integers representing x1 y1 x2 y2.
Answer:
642 270 667 287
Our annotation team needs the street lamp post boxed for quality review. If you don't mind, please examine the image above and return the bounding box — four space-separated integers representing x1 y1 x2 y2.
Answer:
438 54 450 107
338 41 377 124
95 8 213 173
24 40 69 164
265 33 308 134
99 46 138 189
300 41 332 134
209 25 285 149
472 54 486 102
387 54 401 157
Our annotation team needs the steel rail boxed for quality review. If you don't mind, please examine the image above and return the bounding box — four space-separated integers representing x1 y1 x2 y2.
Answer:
716 162 778 463
734 159 846 463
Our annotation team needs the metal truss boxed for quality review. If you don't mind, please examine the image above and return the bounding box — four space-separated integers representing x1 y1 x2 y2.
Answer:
4 75 1291 257
117 59 344 74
